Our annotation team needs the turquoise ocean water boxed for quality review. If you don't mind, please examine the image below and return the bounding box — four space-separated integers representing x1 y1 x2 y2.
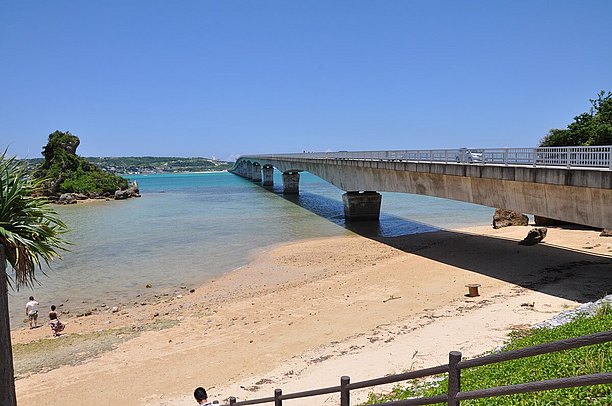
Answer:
8 171 494 327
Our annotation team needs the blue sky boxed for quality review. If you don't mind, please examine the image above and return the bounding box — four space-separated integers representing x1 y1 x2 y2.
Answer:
2 1 611 161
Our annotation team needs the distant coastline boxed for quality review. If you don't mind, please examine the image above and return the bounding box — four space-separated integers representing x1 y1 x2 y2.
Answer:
20 156 234 175
121 169 229 175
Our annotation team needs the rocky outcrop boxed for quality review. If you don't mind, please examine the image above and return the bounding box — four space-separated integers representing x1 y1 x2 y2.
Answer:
601 229 612 237
518 227 548 246
58 193 77 205
55 192 110 204
35 130 129 199
114 181 140 200
492 209 529 229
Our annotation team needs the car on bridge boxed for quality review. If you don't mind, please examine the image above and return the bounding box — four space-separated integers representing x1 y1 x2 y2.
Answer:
455 148 484 163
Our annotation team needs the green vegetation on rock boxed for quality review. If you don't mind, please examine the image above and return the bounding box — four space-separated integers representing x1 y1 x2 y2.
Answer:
34 131 128 196
540 91 612 147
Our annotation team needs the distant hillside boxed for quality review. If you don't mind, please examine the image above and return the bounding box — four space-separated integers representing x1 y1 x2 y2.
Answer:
85 156 233 174
23 156 233 175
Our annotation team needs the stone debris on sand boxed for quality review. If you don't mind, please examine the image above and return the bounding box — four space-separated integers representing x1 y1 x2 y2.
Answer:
533 294 612 329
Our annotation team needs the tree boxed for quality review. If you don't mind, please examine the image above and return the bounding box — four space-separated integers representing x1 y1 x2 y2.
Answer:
540 90 612 147
0 151 69 406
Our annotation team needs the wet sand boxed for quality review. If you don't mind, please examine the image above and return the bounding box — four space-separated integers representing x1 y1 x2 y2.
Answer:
11 225 612 405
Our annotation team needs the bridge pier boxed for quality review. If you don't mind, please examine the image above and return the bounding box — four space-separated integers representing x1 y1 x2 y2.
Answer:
342 191 382 221
282 172 300 195
262 166 274 186
243 163 250 178
251 163 262 182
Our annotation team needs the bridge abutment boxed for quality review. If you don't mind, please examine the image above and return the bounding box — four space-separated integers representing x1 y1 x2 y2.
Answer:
262 166 274 186
342 191 382 221
282 172 300 195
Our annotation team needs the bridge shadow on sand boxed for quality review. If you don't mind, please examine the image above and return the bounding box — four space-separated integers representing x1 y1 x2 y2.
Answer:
273 188 612 304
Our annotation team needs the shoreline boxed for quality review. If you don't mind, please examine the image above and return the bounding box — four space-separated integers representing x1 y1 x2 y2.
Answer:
11 225 612 405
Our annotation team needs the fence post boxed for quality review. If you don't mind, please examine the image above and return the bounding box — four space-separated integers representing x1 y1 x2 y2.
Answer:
274 388 282 406
229 397 236 405
448 351 462 406
340 375 350 406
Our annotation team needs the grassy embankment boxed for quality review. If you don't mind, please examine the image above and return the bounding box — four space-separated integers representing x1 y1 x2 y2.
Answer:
364 305 612 405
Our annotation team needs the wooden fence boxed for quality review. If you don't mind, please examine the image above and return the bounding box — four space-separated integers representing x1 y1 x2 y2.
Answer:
225 330 612 406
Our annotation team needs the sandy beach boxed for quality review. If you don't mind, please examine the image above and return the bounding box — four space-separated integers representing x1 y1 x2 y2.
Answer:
10 225 612 405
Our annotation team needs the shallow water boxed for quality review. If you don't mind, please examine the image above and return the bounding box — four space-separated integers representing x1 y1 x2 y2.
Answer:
7 171 494 327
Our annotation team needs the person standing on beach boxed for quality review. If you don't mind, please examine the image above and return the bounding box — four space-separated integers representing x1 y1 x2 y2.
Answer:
194 387 218 405
25 296 39 329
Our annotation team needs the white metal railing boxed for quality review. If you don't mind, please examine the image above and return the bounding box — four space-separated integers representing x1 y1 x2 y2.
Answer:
238 146 612 170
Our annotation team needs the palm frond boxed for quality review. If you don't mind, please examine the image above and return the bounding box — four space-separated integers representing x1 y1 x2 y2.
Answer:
0 150 70 289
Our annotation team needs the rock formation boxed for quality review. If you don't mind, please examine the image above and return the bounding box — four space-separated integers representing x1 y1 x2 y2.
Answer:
114 181 141 200
518 228 548 246
34 130 133 202
492 209 529 229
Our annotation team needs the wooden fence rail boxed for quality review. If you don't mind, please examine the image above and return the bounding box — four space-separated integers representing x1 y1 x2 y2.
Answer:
225 330 612 406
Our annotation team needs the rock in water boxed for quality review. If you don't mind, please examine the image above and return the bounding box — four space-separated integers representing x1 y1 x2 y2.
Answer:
131 180 140 195
519 228 548 246
492 209 529 229
114 189 130 200
58 193 77 204
114 180 141 200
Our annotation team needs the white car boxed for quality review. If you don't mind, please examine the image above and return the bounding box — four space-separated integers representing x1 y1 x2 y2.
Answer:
455 148 484 163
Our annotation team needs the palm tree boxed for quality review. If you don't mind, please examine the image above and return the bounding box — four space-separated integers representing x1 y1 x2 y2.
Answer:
0 151 68 405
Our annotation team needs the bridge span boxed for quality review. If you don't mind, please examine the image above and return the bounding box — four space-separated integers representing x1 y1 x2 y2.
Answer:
230 146 612 229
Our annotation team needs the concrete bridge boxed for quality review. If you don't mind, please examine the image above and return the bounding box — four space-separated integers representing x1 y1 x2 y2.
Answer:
229 146 612 229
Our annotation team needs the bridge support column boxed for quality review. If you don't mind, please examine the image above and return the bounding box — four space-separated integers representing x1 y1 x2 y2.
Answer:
262 166 274 186
342 191 382 221
282 172 300 195
251 163 262 182
242 162 252 179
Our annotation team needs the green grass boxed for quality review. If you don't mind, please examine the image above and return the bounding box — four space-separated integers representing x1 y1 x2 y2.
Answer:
363 308 612 405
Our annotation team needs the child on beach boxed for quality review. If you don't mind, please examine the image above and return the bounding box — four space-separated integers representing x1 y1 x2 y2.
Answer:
48 305 65 337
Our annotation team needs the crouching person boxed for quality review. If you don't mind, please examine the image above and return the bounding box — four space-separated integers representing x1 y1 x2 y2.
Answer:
49 305 65 337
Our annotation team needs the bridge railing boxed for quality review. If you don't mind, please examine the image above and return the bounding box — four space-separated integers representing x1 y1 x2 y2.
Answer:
242 146 612 169
224 330 612 405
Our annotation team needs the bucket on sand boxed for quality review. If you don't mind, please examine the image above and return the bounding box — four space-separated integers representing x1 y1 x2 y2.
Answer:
465 284 481 297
